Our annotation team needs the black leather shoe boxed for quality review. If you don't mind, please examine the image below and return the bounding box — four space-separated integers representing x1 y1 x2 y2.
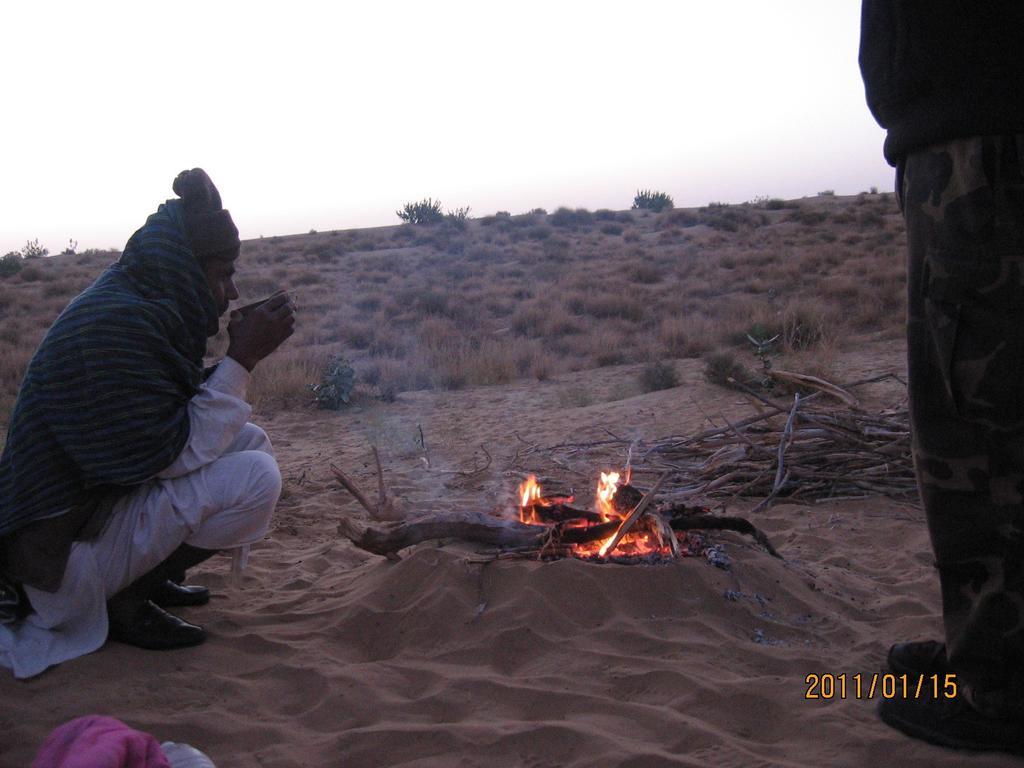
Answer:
887 640 948 677
107 600 206 650
150 579 210 608
878 695 1024 755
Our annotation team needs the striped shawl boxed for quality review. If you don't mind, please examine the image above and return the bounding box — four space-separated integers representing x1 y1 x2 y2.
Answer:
0 199 219 541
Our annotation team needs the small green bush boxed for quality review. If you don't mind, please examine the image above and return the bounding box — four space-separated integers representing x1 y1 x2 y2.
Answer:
311 355 356 409
397 198 444 225
639 360 679 392
632 189 674 213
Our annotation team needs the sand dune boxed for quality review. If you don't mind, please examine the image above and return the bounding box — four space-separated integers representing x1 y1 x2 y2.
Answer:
2 349 1019 767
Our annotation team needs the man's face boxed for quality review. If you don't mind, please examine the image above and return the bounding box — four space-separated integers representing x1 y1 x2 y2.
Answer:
201 256 239 317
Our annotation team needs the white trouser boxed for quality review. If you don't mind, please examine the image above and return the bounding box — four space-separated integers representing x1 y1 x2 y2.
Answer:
95 422 281 597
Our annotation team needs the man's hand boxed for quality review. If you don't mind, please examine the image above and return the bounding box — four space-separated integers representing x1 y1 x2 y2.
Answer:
226 291 296 371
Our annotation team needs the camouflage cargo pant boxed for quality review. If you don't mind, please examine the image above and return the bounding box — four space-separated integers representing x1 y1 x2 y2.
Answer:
902 134 1024 717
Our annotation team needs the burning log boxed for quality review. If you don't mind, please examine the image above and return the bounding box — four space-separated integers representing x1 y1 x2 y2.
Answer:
522 499 603 525
598 472 668 558
337 507 781 560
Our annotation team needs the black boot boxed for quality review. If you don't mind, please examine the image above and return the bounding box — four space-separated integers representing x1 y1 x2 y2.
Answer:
150 579 211 608
106 544 219 650
107 600 207 650
149 547 218 608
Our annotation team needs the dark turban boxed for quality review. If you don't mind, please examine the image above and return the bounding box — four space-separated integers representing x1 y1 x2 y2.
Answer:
172 168 240 260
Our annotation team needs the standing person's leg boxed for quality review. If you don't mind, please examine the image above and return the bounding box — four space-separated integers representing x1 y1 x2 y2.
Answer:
882 135 1024 747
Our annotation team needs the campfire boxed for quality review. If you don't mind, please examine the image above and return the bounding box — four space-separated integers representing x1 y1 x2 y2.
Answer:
516 471 685 560
332 449 779 564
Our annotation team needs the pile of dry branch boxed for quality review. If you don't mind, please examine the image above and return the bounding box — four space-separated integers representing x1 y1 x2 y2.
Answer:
513 381 916 509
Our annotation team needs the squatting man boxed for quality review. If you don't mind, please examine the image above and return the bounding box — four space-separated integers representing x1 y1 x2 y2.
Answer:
0 168 295 678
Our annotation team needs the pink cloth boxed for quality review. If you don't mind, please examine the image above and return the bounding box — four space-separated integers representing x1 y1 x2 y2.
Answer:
32 716 170 768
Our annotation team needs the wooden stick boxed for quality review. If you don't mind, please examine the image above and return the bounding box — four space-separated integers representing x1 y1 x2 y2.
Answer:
768 369 859 407
330 464 377 517
774 394 800 492
649 512 681 557
339 512 545 556
599 472 669 558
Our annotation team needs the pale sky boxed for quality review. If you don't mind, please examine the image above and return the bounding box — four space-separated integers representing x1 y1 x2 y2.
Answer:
1 0 891 256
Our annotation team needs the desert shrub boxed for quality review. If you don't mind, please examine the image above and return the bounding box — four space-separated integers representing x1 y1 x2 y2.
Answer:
627 261 661 284
785 208 829 226
600 223 624 236
857 208 885 228
594 209 618 221
20 239 48 259
574 293 645 322
632 189 674 213
639 360 679 392
658 315 713 358
781 302 833 351
698 204 749 232
0 253 22 278
529 208 547 216
703 351 756 389
657 209 700 228
763 198 789 210
18 265 44 282
397 197 444 225
551 207 593 228
444 206 471 230
817 189 836 197
42 281 74 299
391 225 416 242
414 288 461 319
311 355 356 409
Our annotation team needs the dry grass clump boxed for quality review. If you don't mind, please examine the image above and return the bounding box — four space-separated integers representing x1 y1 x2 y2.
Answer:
0 194 909 425
638 360 679 392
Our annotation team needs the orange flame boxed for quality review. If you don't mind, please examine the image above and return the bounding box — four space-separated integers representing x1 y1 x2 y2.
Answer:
518 475 542 524
595 471 621 522
518 470 681 559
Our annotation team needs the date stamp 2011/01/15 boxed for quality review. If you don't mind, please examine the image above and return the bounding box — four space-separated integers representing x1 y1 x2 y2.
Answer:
804 673 958 701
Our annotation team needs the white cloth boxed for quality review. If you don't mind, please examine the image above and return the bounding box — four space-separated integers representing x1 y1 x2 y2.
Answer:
0 357 282 679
